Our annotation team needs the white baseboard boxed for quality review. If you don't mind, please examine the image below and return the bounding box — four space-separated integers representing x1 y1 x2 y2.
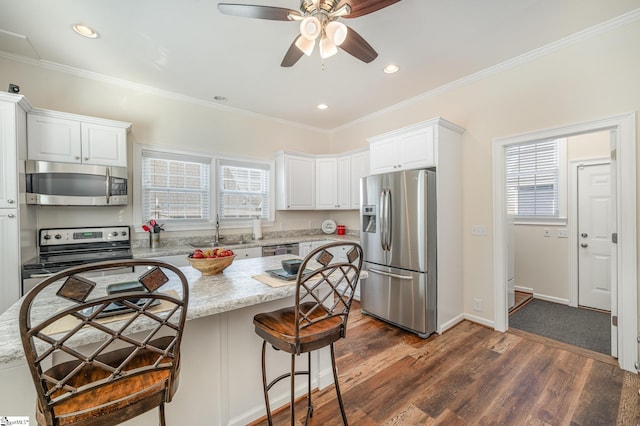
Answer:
515 285 534 293
463 313 496 329
437 313 465 333
533 293 569 305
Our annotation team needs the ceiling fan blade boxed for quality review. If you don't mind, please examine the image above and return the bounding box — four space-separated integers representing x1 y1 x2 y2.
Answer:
217 3 300 21
338 0 401 18
340 26 378 63
281 37 305 67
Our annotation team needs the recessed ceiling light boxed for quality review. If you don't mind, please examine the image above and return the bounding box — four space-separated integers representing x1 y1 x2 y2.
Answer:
72 24 99 39
214 96 228 102
384 64 399 74
317 104 328 110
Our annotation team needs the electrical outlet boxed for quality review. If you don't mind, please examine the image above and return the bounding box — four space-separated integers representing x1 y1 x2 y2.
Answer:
471 225 487 236
543 228 551 237
279 222 285 231
557 229 568 238
473 298 482 312
308 221 316 229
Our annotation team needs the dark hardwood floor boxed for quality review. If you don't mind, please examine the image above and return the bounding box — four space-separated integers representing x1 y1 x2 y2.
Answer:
251 301 639 425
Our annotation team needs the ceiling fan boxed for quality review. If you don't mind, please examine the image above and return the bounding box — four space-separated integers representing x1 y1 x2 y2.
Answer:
218 0 401 67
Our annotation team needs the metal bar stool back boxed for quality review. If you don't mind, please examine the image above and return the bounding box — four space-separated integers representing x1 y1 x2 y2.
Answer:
253 241 363 425
19 259 189 426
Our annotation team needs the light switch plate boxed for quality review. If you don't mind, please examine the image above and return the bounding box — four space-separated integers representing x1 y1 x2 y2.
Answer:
471 225 487 236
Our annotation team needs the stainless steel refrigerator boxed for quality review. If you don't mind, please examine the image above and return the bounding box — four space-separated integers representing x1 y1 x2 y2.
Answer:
360 169 437 338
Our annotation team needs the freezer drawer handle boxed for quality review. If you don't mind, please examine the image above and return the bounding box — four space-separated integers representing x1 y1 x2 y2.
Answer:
368 267 413 281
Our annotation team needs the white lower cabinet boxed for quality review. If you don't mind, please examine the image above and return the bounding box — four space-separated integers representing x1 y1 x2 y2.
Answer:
0 210 20 314
234 247 262 259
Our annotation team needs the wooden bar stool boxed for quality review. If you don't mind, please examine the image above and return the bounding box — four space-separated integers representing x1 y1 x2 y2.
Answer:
253 241 363 425
19 259 189 426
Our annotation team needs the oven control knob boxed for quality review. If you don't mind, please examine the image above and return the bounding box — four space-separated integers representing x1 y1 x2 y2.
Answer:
111 232 119 237
43 234 51 240
54 234 62 239
121 231 127 236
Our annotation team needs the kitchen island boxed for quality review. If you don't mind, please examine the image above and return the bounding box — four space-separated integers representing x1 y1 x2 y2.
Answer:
0 255 340 425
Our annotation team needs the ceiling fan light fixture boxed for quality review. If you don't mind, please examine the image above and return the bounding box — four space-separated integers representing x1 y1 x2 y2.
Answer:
319 36 337 59
300 16 321 40
325 21 347 46
295 35 315 56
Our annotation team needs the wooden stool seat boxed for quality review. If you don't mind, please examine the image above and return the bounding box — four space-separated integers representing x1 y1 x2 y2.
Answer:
253 242 363 425
20 260 189 426
254 301 344 353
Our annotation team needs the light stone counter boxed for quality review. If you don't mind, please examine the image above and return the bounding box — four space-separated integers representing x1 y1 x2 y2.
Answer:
0 255 304 366
0 254 358 425
132 233 359 258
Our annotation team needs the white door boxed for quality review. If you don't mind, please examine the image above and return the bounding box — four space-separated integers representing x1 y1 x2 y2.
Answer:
577 163 611 311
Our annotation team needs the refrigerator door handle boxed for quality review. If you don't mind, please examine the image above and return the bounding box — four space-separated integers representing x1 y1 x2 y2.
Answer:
379 191 386 251
368 267 414 281
386 189 392 250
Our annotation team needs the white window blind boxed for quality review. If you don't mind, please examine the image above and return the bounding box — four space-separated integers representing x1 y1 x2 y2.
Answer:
217 159 270 220
141 150 211 223
506 139 561 219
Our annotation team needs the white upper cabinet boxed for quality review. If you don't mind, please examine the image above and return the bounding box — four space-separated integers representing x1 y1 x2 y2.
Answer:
369 121 437 174
349 150 369 209
275 152 316 210
27 109 130 167
316 156 351 210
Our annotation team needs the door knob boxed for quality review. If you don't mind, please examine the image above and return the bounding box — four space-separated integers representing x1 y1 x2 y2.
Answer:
581 233 588 238
581 243 588 248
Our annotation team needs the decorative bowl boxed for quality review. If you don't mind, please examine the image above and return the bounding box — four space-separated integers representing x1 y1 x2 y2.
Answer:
281 258 303 275
187 254 237 275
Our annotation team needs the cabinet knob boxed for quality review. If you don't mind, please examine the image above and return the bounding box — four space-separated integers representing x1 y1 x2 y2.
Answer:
7 214 15 218
7 199 14 204
74 156 80 160
84 157 89 161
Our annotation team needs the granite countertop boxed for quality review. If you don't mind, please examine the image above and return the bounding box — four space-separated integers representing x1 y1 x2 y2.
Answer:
132 233 360 258
0 255 319 366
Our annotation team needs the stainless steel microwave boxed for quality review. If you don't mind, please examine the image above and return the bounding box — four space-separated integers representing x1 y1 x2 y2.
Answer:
25 160 128 206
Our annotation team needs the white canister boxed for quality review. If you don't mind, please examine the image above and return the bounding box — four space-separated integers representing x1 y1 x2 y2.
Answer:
252 218 263 240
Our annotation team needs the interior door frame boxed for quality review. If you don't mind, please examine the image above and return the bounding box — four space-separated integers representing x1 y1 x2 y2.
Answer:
492 112 637 372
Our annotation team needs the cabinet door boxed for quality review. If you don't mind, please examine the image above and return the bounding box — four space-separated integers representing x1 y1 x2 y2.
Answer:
316 158 337 209
0 210 20 314
81 123 127 167
350 151 369 209
27 114 82 163
234 247 262 259
285 155 315 209
369 138 398 174
336 156 351 209
0 102 18 208
299 242 313 258
398 126 434 169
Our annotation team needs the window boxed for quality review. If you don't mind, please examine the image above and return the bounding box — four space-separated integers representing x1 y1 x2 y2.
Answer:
505 138 566 221
217 159 271 221
141 149 211 224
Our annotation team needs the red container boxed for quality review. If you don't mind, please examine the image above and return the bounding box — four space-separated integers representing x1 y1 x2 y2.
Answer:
337 225 346 235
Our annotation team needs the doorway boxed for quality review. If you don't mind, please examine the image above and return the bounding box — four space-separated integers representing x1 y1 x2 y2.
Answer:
492 113 637 373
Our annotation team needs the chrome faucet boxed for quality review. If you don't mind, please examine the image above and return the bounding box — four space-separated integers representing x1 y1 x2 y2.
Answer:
214 214 221 246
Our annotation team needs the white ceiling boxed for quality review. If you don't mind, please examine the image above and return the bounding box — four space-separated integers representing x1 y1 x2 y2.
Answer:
1 0 639 131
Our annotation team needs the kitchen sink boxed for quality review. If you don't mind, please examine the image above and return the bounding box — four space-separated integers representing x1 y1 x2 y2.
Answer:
187 241 246 248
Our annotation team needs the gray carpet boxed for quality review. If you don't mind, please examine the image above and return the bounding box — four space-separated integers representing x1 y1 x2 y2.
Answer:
509 299 610 355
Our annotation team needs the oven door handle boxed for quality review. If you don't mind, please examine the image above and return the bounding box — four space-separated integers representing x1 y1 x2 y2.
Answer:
29 272 56 279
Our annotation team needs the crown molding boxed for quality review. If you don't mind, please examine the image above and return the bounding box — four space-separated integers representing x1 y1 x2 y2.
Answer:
331 7 640 134
0 50 330 135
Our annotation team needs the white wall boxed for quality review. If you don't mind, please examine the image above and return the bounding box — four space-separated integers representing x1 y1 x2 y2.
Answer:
330 18 640 322
0 56 336 241
2 16 639 324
